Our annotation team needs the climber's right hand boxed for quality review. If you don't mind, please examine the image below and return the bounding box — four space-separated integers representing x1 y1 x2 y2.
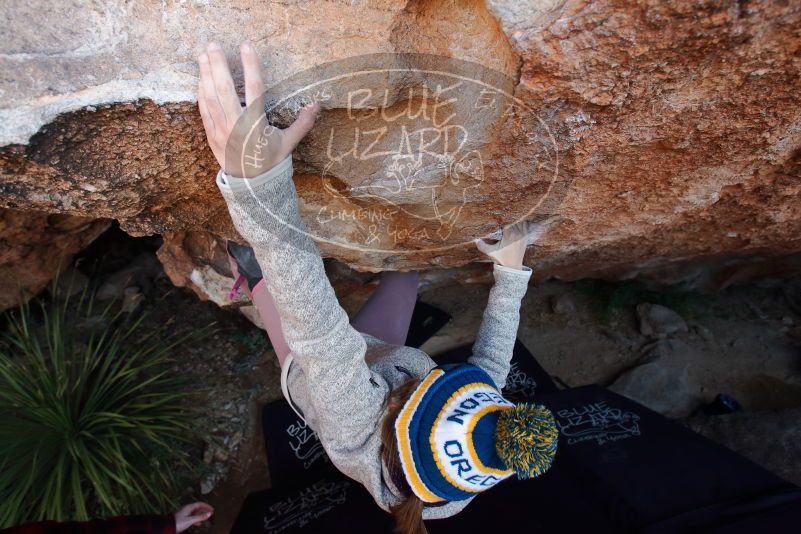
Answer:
196 42 320 179
474 222 533 270
475 218 560 270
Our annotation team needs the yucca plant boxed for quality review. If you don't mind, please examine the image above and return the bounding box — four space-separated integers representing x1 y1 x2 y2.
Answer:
0 290 200 527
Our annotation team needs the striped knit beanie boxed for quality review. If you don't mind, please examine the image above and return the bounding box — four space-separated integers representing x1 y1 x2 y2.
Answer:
394 363 558 503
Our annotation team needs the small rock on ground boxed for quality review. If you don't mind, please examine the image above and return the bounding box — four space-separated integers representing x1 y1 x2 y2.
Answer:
97 252 162 300
52 266 90 298
550 293 577 315
637 302 688 338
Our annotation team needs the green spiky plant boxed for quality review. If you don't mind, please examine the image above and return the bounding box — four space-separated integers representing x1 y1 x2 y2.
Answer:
574 279 703 323
0 290 200 527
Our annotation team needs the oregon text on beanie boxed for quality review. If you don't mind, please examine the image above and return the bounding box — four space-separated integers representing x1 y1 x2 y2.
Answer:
394 364 558 503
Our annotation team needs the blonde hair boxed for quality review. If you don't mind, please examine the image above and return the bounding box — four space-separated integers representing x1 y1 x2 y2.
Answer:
380 379 427 534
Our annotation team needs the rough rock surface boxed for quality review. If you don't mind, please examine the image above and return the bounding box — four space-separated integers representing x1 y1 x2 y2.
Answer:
156 231 380 324
155 230 493 324
0 208 110 310
1 0 800 285
156 231 265 327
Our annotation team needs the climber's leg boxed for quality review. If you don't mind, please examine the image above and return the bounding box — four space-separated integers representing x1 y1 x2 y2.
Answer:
227 243 292 367
351 271 419 346
230 240 418 362
248 281 292 366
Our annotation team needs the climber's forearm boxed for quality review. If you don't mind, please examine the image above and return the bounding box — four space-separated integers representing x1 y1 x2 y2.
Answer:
216 158 385 438
198 42 377 423
199 40 335 355
468 265 532 389
216 157 350 352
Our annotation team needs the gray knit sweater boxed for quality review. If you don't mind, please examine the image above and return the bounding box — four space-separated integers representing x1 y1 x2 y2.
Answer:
216 156 532 520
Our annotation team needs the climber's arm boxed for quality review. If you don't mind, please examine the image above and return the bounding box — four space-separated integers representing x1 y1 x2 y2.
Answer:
467 265 532 388
468 223 534 388
216 160 385 438
198 42 385 440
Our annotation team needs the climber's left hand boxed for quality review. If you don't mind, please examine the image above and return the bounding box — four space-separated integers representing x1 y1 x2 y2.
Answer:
197 42 320 179
174 502 213 533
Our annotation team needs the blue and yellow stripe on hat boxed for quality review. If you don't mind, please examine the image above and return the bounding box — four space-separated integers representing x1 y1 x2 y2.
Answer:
394 364 518 503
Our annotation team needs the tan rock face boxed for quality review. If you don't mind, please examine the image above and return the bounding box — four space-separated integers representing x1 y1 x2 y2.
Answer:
0 208 110 311
1 0 800 285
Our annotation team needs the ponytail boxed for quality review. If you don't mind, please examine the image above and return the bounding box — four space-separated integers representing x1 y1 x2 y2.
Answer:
390 494 427 534
381 379 428 534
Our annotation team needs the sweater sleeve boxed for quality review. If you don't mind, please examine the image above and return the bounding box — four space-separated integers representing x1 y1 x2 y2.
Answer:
216 157 386 441
468 264 532 389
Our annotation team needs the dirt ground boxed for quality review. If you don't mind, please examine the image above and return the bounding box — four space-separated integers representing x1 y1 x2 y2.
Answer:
69 231 801 532
193 273 801 532
421 279 801 412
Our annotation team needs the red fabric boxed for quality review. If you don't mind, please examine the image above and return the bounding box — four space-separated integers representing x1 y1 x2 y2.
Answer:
1 514 176 534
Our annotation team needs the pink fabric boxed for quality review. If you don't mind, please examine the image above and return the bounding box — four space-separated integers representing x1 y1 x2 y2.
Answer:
228 274 246 300
250 279 292 367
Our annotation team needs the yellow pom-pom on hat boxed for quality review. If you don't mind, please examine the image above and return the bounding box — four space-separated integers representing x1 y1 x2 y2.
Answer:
495 403 558 479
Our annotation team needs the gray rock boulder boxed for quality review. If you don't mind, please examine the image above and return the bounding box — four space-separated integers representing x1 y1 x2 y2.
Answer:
610 362 696 418
610 339 700 418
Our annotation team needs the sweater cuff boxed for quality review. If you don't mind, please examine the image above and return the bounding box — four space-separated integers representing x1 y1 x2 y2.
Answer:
215 155 293 193
494 264 533 277
492 264 532 297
